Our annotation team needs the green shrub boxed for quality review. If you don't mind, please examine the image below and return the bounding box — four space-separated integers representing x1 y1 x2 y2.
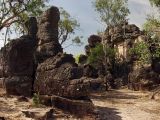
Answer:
75 54 81 64
32 93 40 107
129 41 151 64
88 43 116 66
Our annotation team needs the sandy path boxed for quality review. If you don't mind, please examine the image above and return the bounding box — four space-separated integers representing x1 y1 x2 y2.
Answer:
91 89 160 120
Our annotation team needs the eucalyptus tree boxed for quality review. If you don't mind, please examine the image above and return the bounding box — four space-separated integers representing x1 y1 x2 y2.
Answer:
143 15 160 72
93 0 130 73
149 0 160 7
0 0 49 33
58 8 82 48
58 8 83 47
93 0 130 26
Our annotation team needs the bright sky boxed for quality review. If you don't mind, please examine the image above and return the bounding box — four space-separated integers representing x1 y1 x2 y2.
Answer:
0 0 158 55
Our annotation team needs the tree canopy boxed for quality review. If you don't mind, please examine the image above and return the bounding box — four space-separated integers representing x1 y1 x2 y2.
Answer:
0 0 49 32
88 43 116 67
149 0 160 7
58 8 83 47
93 0 130 26
143 15 160 38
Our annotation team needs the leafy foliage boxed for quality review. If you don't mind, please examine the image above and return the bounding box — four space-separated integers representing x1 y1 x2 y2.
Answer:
129 42 151 64
143 15 160 58
75 54 81 64
72 36 84 45
88 44 116 66
149 0 160 7
143 16 160 37
93 0 130 26
32 93 40 107
0 0 49 33
58 8 83 46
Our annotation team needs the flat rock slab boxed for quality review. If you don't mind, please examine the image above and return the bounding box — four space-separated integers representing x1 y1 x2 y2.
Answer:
39 95 95 116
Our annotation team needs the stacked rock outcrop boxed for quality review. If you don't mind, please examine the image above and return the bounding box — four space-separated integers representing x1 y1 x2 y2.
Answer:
104 23 160 90
0 17 38 96
34 6 94 114
104 23 141 44
34 53 88 98
85 35 102 55
79 35 107 90
0 6 95 115
36 7 62 63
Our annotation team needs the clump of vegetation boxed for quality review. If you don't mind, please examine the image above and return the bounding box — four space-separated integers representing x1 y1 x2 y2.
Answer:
93 0 130 26
75 54 81 64
143 16 160 58
129 41 151 65
88 44 104 65
32 93 40 107
149 0 160 7
88 44 116 66
0 0 49 33
58 8 83 47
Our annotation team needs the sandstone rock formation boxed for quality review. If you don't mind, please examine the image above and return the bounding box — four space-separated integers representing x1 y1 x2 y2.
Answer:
78 54 87 65
103 23 146 88
0 17 37 96
34 53 89 98
36 6 62 63
104 23 142 60
83 23 147 89
33 6 94 114
0 6 95 115
85 35 102 55
83 64 98 78
128 64 160 91
1 36 36 77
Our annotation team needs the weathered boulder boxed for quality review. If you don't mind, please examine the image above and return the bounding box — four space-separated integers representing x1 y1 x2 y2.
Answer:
5 76 33 96
83 64 98 78
0 17 37 96
0 78 4 88
88 35 102 48
151 58 160 74
104 23 142 45
1 36 36 96
124 24 140 33
1 36 36 77
78 54 87 65
39 95 94 116
85 35 101 55
0 6 95 116
31 7 96 116
25 17 38 38
85 45 91 55
36 6 62 63
88 78 105 91
128 66 160 91
34 53 89 99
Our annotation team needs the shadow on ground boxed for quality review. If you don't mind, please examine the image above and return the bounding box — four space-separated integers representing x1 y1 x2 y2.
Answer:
95 106 122 120
91 89 139 101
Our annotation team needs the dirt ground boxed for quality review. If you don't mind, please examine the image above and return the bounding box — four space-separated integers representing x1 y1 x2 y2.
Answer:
0 88 85 120
91 89 160 120
0 88 160 120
